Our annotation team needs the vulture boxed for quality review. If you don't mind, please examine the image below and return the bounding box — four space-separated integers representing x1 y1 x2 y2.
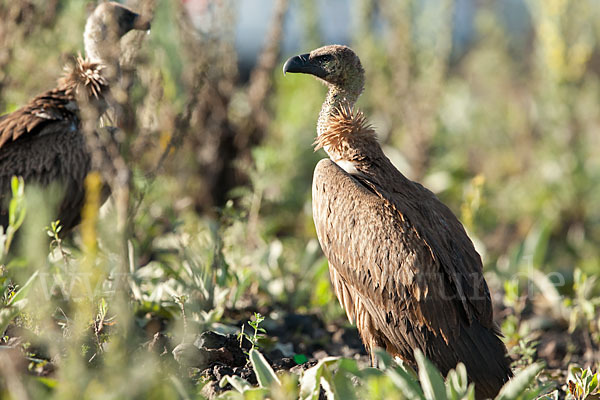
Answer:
0 2 150 234
283 45 512 399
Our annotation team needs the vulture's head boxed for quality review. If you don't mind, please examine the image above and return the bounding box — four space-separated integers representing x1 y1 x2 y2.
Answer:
84 2 151 63
283 45 365 98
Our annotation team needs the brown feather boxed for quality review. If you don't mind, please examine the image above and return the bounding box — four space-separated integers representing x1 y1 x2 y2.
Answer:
0 1 149 235
285 43 512 398
313 102 375 153
313 157 511 399
0 56 107 149
57 55 108 99
0 56 109 233
312 105 512 399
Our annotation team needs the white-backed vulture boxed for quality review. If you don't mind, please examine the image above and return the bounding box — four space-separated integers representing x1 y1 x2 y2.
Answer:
283 45 512 399
0 2 150 234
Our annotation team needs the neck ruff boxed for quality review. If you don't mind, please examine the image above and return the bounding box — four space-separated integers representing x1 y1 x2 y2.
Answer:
58 55 108 99
314 101 376 153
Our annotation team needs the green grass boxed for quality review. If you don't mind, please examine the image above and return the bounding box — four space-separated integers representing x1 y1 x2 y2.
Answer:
0 0 599 398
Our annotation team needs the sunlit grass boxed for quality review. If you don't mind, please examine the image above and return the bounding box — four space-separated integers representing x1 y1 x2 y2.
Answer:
0 0 599 398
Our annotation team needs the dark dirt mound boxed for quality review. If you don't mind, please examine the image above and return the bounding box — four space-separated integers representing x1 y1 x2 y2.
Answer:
3 306 585 398
168 312 369 397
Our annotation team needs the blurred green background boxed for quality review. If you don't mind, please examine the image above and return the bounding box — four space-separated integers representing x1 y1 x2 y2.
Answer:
0 0 599 398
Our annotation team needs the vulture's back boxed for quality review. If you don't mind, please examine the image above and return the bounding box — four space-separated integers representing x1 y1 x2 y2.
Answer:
312 158 512 399
0 89 89 232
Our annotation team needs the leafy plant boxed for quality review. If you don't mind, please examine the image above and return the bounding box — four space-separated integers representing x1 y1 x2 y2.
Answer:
46 220 71 267
0 176 26 258
495 363 547 400
567 269 600 342
217 347 547 400
567 367 600 400
219 348 280 399
0 270 38 336
0 1 599 399
510 339 540 368
239 312 266 353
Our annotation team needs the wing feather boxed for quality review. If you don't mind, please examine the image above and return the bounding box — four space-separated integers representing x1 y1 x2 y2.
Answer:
312 158 498 362
0 88 78 148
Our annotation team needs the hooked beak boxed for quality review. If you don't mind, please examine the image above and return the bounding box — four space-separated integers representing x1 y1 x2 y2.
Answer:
118 8 151 36
283 53 328 79
133 13 151 31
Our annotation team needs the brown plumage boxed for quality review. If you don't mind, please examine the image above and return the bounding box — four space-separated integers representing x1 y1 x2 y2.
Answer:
0 3 150 233
284 45 512 399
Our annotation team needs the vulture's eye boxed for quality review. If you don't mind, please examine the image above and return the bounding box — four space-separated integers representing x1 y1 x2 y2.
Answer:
314 54 334 66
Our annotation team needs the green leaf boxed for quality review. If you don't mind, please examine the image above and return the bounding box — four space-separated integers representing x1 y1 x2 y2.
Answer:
299 357 340 400
589 371 598 393
242 388 269 400
293 354 308 365
372 349 424 399
446 364 474 400
537 390 559 400
8 270 39 306
299 361 323 400
10 176 23 197
357 367 384 381
332 370 357 400
8 176 26 229
319 362 340 399
219 375 252 393
337 358 360 375
495 363 543 400
520 381 554 400
330 359 361 400
215 391 245 400
374 348 395 369
0 299 28 335
415 350 447 400
34 376 58 389
249 349 280 388
386 367 426 400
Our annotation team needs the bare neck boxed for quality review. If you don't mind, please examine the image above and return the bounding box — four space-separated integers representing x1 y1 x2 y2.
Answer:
317 85 361 138
83 18 120 78
84 16 104 63
316 83 396 184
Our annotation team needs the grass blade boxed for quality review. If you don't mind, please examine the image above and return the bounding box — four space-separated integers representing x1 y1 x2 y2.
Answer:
387 368 426 400
495 363 543 400
219 375 252 393
250 348 280 388
0 299 27 335
8 270 39 306
415 349 447 400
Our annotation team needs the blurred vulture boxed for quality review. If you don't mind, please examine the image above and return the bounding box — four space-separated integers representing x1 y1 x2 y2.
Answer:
283 45 512 399
0 2 150 234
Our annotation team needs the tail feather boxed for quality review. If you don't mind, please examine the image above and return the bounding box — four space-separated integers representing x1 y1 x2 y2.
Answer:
420 320 512 400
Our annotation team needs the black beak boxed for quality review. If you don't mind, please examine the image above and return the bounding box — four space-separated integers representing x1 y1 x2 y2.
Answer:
133 14 151 31
283 53 328 79
118 9 151 36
